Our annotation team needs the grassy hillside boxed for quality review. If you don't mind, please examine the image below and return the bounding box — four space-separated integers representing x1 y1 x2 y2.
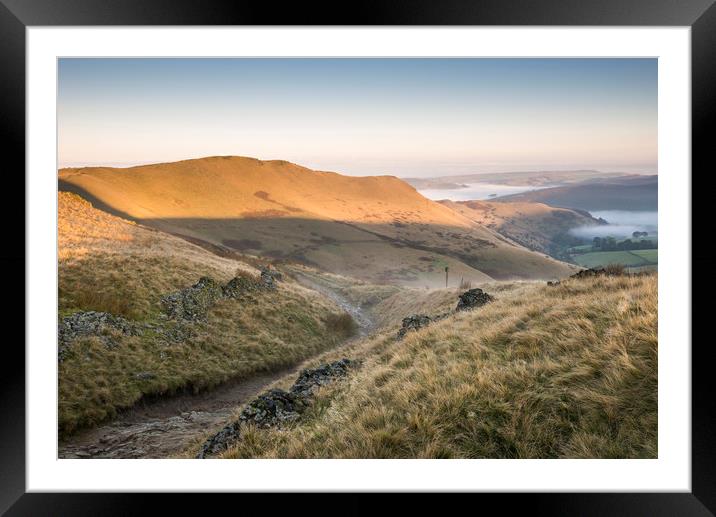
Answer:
58 156 576 285
441 199 597 258
58 192 355 436
493 175 657 211
208 273 657 459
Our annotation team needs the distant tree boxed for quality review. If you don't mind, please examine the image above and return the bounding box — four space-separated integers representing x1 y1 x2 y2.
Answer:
603 237 617 251
593 237 602 250
619 239 633 250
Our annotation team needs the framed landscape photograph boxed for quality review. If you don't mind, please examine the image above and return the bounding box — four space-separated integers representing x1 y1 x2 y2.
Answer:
4 0 714 513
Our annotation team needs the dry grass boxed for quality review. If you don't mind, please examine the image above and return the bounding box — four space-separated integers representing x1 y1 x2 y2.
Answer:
604 263 627 275
58 193 351 436
216 273 657 459
443 199 596 257
59 156 578 285
324 313 358 338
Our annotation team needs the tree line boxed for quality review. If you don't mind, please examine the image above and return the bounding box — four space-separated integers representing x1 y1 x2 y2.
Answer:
592 235 656 251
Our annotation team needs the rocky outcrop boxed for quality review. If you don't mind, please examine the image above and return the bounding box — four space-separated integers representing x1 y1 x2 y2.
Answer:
259 266 283 289
397 315 434 339
59 270 281 361
160 276 224 321
222 275 264 298
238 389 308 429
569 266 625 279
289 358 355 398
58 311 142 361
163 271 281 320
396 288 495 339
455 288 494 312
197 358 357 458
195 421 242 459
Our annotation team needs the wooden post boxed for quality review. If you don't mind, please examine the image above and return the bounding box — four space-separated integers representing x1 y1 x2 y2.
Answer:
445 266 449 288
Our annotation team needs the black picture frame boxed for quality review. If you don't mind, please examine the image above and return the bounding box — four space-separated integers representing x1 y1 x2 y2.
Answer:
1 0 712 514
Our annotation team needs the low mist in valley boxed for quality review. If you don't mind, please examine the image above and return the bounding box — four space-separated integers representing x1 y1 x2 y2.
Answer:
569 210 658 240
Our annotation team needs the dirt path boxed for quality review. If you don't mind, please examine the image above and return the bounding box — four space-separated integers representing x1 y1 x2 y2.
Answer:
58 281 374 459
290 271 374 336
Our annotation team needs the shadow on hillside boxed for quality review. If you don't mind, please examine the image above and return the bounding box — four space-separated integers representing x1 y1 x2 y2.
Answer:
59 182 573 284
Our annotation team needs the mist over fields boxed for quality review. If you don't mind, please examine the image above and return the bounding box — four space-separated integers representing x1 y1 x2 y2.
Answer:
569 210 658 240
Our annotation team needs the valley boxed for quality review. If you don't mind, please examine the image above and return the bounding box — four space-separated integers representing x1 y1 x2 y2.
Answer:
56 158 658 460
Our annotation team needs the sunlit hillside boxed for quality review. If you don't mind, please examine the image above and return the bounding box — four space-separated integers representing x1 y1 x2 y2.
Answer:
208 273 657 459
58 192 355 436
59 156 577 286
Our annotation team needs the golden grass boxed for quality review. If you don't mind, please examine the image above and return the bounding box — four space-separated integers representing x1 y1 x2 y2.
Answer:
324 313 359 338
216 273 657 459
59 156 577 284
58 192 353 435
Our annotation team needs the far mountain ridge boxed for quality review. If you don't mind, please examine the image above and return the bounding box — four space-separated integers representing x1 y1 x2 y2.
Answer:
405 169 640 190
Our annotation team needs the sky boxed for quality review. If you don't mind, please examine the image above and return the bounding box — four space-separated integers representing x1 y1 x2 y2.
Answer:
58 58 657 177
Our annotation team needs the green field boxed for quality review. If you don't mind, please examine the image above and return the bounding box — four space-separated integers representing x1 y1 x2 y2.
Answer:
572 250 658 269
567 234 657 255
630 249 658 263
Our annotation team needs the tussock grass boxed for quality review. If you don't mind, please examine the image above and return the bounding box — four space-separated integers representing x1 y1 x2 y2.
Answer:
603 263 627 275
218 273 657 459
58 193 350 436
324 313 358 338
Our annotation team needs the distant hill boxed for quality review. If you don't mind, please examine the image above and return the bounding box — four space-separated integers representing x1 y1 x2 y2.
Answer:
492 175 657 211
405 170 632 190
59 156 577 285
440 199 600 258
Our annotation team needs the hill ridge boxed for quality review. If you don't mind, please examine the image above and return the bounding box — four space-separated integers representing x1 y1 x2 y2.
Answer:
59 156 577 285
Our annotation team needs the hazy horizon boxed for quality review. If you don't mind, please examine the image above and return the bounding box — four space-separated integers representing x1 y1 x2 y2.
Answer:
58 58 657 178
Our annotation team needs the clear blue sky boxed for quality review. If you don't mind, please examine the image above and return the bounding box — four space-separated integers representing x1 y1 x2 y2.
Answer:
58 58 657 177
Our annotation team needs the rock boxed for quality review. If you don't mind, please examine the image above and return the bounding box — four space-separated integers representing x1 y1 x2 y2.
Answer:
160 276 223 321
569 266 625 279
455 288 494 312
239 389 307 429
58 311 142 361
547 280 561 286
157 321 195 344
196 421 241 459
397 315 433 339
290 358 357 398
570 268 604 279
222 275 263 298
196 358 357 458
133 372 156 381
259 266 282 288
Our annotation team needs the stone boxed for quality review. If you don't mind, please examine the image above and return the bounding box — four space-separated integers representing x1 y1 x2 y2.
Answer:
397 315 433 339
196 421 242 459
196 358 357 458
259 266 282 289
133 372 156 381
58 311 142 361
222 275 263 298
569 266 625 280
455 288 494 312
238 388 307 428
290 358 357 398
160 276 224 321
